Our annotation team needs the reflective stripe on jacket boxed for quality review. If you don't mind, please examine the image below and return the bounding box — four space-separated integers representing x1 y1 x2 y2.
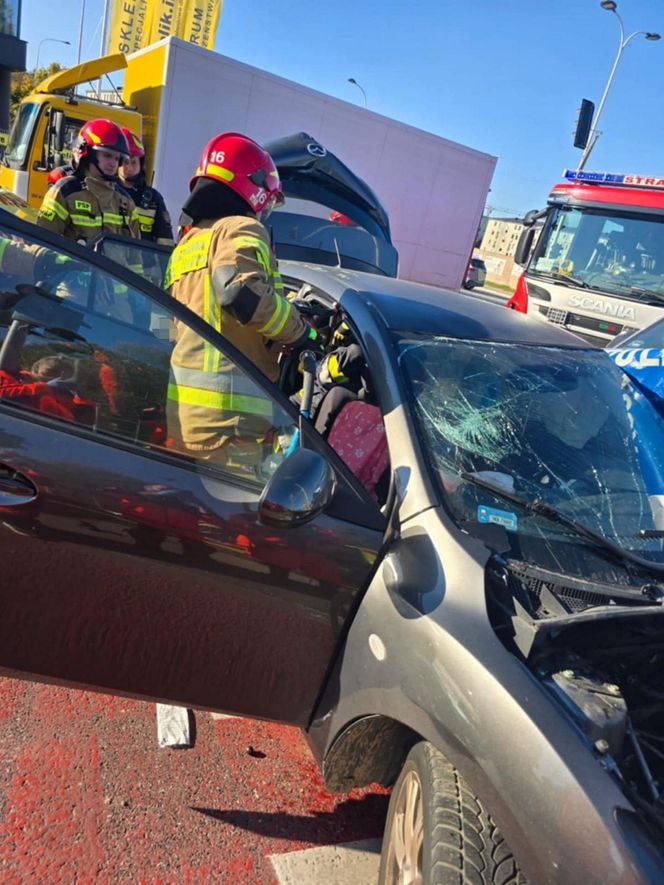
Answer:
166 215 306 451
126 180 174 244
37 174 141 243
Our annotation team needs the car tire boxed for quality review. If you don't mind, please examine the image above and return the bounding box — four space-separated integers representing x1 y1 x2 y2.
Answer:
462 282 474 290
378 741 525 885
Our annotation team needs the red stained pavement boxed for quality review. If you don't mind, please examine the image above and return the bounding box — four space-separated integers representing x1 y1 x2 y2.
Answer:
0 677 388 883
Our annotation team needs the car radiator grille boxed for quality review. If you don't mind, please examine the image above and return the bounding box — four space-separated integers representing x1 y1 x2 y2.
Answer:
545 307 568 326
538 305 631 344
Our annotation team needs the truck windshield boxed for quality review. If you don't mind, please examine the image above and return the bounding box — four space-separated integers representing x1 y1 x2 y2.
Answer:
5 102 40 167
530 205 664 302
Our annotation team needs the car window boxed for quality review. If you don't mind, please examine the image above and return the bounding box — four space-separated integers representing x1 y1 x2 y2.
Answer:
61 117 85 168
40 115 82 172
0 222 296 488
91 235 171 289
399 336 664 570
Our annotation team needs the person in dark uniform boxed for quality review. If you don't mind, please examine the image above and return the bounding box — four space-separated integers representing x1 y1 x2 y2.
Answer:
118 128 174 245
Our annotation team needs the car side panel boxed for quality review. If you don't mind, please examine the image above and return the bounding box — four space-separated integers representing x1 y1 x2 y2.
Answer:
307 507 661 884
0 411 382 725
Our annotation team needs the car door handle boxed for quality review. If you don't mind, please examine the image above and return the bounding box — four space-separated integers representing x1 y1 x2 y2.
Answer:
0 466 38 505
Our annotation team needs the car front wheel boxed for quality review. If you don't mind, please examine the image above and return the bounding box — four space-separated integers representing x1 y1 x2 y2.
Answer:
378 741 525 885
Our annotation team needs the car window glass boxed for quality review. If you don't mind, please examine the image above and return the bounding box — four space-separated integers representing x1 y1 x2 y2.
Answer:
0 222 296 488
93 236 171 289
399 336 664 566
61 118 84 168
39 116 82 173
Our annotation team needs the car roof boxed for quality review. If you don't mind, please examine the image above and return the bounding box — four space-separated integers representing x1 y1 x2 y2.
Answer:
281 262 594 348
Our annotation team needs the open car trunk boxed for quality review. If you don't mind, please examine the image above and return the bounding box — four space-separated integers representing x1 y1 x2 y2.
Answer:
265 132 399 277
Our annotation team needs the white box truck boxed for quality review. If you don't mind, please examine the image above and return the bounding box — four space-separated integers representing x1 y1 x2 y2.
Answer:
2 37 496 289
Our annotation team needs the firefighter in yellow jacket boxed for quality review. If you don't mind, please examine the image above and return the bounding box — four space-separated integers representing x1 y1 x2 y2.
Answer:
37 118 140 244
165 131 323 470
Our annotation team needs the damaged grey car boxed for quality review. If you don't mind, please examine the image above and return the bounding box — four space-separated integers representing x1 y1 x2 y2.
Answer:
1 210 664 883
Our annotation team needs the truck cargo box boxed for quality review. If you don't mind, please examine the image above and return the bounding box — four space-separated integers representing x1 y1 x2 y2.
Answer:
124 38 496 289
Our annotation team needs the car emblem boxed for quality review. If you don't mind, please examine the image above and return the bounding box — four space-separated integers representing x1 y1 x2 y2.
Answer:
307 142 327 157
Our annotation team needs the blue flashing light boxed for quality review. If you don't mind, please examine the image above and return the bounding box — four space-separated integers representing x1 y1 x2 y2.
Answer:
562 170 664 189
563 170 625 184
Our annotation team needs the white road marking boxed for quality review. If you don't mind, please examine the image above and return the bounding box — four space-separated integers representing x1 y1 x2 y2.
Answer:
270 838 381 884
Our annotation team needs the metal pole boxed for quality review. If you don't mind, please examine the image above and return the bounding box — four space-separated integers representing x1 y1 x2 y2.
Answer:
35 38 70 72
76 0 86 64
578 6 659 170
97 0 110 98
578 11 625 170
347 78 367 109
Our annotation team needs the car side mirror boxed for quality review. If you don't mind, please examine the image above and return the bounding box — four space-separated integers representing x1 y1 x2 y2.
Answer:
50 109 66 154
258 447 337 529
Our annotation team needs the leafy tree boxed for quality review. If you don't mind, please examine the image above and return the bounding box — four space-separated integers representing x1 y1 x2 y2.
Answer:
10 63 64 123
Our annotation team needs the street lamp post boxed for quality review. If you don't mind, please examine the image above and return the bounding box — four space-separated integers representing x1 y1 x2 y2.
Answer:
35 38 71 72
578 0 660 170
76 0 86 64
347 77 368 109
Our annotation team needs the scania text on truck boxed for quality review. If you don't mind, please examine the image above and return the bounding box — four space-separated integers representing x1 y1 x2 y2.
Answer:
507 169 664 344
0 38 496 289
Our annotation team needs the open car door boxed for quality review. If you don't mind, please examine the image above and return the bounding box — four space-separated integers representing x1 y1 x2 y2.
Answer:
0 215 385 725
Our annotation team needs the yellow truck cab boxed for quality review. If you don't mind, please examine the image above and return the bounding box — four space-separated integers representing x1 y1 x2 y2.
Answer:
0 54 141 209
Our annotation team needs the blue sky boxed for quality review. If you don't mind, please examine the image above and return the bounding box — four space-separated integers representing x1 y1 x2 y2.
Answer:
20 0 664 215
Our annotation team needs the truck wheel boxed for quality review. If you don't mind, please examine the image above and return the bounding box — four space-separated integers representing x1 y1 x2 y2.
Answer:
378 741 525 885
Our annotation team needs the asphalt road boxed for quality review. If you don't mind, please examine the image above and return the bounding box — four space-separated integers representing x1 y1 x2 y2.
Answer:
0 677 388 883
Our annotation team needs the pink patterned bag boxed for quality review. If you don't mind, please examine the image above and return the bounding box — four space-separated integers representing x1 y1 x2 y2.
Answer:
327 401 389 500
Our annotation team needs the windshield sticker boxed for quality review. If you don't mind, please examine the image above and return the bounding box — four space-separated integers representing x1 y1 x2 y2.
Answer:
477 505 518 531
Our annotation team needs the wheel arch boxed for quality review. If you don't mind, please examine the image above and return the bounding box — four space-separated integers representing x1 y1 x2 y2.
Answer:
321 713 421 792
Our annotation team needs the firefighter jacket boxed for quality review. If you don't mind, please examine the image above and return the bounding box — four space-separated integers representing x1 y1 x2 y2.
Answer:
165 214 308 452
0 232 56 282
125 179 174 245
37 173 140 244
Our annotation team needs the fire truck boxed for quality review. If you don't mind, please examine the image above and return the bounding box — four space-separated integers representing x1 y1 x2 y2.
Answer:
507 169 664 345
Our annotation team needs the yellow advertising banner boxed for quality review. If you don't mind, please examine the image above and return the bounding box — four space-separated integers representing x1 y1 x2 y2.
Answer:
106 0 151 55
107 0 222 54
179 0 222 49
149 0 186 44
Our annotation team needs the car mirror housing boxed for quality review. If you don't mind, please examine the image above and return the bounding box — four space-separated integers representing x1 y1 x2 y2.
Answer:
258 447 337 529
514 226 536 266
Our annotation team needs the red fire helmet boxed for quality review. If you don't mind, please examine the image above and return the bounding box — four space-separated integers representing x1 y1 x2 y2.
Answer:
190 132 284 220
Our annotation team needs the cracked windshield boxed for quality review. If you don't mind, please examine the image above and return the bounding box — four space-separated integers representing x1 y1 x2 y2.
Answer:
530 206 664 301
400 337 664 571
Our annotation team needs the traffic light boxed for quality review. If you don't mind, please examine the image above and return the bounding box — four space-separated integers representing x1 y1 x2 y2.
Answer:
573 99 595 149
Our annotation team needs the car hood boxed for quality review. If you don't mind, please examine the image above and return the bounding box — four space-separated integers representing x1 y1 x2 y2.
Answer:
264 133 398 277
